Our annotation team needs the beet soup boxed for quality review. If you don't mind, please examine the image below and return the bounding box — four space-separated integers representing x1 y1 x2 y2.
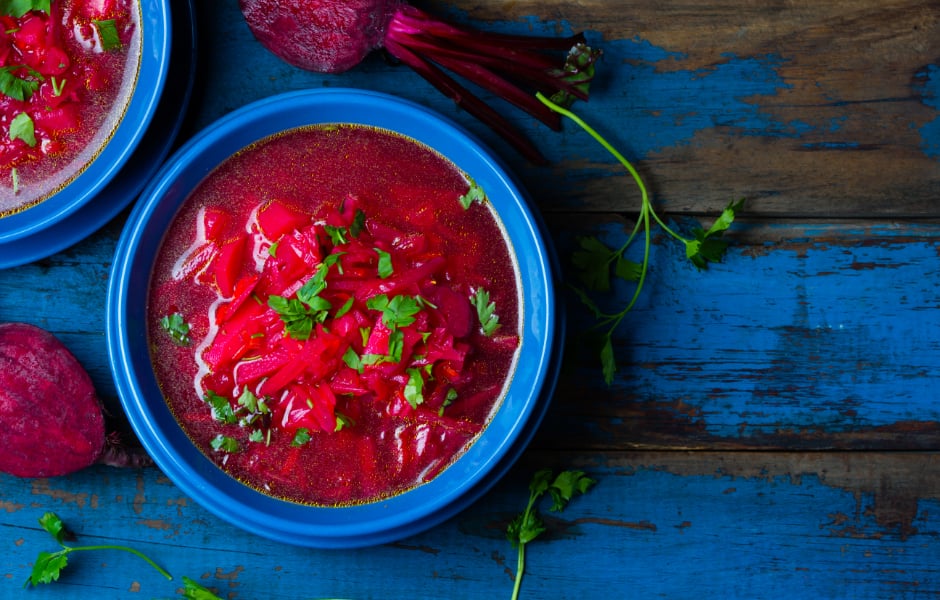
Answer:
147 124 522 506
0 0 141 216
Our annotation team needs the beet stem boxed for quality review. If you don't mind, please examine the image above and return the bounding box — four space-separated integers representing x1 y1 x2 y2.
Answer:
383 37 549 165
383 6 600 163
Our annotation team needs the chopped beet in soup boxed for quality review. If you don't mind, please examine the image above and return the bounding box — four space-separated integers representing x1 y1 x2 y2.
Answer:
0 0 140 216
148 124 522 506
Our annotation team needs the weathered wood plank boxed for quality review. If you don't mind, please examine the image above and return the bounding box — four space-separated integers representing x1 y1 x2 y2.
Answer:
544 214 940 449
3 451 939 599
192 2 940 218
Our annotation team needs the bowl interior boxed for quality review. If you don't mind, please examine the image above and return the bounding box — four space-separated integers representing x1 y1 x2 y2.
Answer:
108 89 558 547
0 0 171 243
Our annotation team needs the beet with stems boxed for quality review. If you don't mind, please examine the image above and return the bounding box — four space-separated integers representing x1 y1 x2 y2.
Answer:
239 0 601 164
0 322 150 478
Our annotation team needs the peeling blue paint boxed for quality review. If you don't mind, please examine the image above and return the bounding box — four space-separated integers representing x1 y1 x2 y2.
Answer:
563 221 940 438
914 64 940 160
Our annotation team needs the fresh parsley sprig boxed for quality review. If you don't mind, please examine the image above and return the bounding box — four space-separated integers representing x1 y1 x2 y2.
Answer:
24 512 171 588
269 259 337 340
537 92 743 385
507 469 595 600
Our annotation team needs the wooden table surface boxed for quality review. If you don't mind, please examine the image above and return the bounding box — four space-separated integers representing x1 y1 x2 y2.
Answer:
4 1 940 598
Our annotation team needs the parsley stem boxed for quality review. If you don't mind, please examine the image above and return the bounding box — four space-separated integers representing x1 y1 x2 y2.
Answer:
511 542 526 600
65 545 172 580
535 93 690 249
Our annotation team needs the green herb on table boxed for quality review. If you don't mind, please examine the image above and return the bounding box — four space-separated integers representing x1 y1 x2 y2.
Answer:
536 92 743 385
180 576 224 599
507 469 595 600
24 511 172 588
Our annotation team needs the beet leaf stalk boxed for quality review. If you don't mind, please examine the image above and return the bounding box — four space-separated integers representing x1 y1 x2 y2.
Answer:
383 6 601 163
239 1 601 164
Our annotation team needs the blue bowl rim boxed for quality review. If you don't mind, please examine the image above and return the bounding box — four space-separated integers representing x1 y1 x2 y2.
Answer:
107 88 560 547
0 0 172 242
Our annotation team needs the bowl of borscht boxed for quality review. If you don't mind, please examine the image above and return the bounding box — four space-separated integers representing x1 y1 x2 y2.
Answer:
107 88 563 548
0 0 170 244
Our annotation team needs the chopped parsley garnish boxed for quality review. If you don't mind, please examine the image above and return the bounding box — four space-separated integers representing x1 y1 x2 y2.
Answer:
470 288 500 336
459 178 486 209
374 247 393 278
0 65 42 101
404 367 425 408
366 293 421 330
269 262 334 340
159 312 191 346
204 390 237 424
209 434 239 453
9 111 35 146
94 19 121 51
0 0 50 19
291 427 311 447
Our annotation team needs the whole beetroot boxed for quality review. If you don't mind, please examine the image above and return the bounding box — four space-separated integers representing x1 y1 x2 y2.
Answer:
0 322 148 478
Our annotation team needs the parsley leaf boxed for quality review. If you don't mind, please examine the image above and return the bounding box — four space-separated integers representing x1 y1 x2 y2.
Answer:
210 434 239 453
0 65 42 101
470 288 500 336
507 470 596 600
374 247 393 278
94 19 121 51
160 312 191 346
366 293 421 330
404 367 425 408
269 263 334 340
291 427 311 447
24 512 171 589
9 111 36 146
181 576 224 600
349 208 367 238
324 224 349 245
0 0 50 18
459 178 486 209
204 390 237 424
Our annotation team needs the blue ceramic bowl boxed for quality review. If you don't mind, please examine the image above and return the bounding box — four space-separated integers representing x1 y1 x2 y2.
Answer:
0 0 171 244
107 89 563 548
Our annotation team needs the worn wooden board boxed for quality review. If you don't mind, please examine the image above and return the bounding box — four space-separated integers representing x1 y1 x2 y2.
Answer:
191 2 940 218
3 451 940 599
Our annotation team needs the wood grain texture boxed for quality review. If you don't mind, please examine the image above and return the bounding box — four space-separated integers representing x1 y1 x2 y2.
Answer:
4 451 940 599
431 1 940 217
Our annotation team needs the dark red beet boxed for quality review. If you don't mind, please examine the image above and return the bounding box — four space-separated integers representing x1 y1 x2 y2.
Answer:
0 322 149 478
238 0 601 164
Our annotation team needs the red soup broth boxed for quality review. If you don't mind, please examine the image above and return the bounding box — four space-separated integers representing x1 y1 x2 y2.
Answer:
0 0 141 216
147 124 522 506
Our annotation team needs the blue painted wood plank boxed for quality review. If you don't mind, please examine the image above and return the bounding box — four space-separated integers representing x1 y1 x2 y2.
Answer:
189 2 940 218
546 218 940 448
3 452 939 599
